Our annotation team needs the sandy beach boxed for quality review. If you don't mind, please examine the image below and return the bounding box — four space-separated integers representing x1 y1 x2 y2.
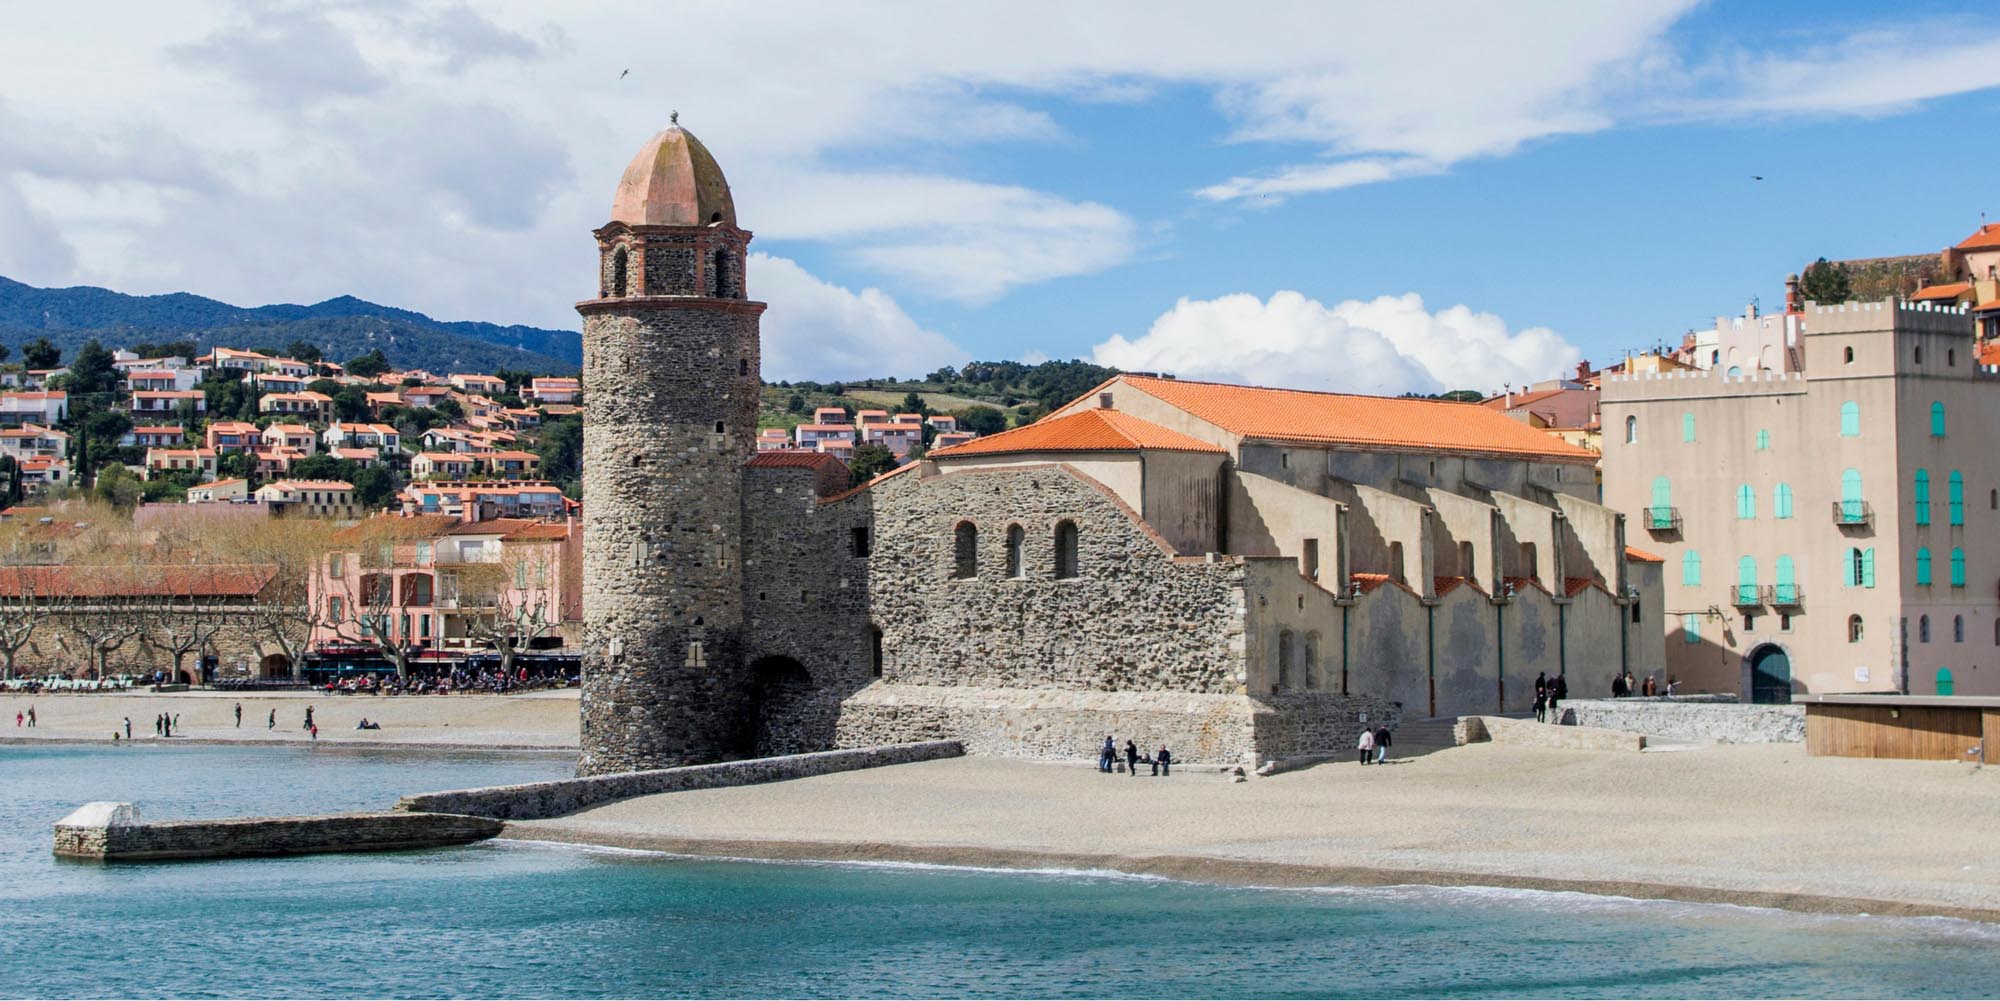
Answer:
509 742 2000 921
0 690 579 749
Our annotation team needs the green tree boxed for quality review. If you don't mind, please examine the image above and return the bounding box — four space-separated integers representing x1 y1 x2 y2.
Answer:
130 340 198 361
332 386 370 422
92 463 143 509
291 455 355 481
785 393 806 414
0 345 11 363
899 391 928 416
1799 257 1853 305
954 405 1007 436
284 340 323 364
535 415 583 493
847 444 896 486
1439 390 1485 403
432 398 464 422
21 338 60 369
345 349 391 378
351 466 397 509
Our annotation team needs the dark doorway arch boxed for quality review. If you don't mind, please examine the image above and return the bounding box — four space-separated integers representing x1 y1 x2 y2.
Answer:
1748 644 1792 704
261 653 294 679
749 656 818 757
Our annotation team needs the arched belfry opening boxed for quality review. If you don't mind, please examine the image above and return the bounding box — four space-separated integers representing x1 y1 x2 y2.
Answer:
610 246 629 297
712 248 733 298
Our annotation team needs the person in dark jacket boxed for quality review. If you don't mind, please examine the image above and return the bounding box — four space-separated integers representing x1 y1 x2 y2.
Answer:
1534 672 1548 701
1373 726 1392 765
1533 691 1547 723
1098 735 1116 773
1124 740 1140 778
1611 673 1628 698
1152 745 1172 776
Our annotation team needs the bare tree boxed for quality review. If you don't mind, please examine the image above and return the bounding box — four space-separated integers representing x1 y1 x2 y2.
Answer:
60 610 143 680
140 566 238 685
0 573 57 680
457 543 559 678
217 519 336 678
317 519 425 678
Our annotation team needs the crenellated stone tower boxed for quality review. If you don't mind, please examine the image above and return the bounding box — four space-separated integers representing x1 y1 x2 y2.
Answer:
577 121 764 775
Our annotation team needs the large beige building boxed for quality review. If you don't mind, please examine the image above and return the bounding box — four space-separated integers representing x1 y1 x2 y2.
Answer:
1602 298 1996 700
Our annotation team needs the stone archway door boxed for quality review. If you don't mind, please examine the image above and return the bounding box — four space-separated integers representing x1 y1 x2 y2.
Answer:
749 656 816 757
261 654 294 679
1749 644 1792 704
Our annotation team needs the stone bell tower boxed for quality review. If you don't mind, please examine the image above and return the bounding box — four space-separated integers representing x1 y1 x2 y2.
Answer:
577 118 763 775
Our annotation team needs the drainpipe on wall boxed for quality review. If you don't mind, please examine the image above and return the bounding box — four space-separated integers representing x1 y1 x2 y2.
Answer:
1340 602 1350 696
1557 601 1568 681
1426 603 1437 718
1495 599 1505 713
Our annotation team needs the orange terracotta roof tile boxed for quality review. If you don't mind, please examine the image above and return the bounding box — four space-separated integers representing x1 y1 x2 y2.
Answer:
929 408 1224 458
1980 342 2000 368
1112 375 1598 461
746 450 846 470
1911 282 1971 302
1955 223 2000 251
0 564 275 599
1624 545 1665 564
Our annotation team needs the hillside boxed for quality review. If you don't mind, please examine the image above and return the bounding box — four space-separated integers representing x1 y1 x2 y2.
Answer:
758 359 1120 432
0 276 580 374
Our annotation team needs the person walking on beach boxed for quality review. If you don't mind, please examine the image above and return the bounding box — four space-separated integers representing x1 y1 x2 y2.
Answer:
303 705 314 731
1534 671 1547 703
172 713 179 733
154 714 163 737
309 722 318 742
1373 725 1392 765
268 708 276 730
1124 739 1140 778
13 711 19 728
25 706 34 728
1098 735 1116 773
1358 727 1375 765
234 703 242 728
123 717 131 740
1152 745 1172 777
1532 690 1547 723
1611 672 1627 698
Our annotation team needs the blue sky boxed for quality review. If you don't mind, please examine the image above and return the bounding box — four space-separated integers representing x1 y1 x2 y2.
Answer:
2 2 1996 392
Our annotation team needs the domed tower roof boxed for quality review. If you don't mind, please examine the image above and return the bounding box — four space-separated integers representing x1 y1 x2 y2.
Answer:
608 120 736 228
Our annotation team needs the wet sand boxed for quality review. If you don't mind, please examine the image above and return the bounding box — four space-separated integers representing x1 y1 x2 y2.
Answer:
507 744 2000 921
0 690 579 749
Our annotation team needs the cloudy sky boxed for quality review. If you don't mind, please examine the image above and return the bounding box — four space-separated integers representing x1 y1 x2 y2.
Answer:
4 1 1999 390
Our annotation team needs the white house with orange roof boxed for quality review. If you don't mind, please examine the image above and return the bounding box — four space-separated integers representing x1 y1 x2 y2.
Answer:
0 424 69 462
131 390 205 415
322 422 401 454
255 479 362 519
187 478 250 503
260 423 318 455
793 422 857 451
0 392 68 426
524 377 580 405
204 421 261 454
123 425 184 449
450 373 508 395
411 452 478 480
860 420 922 457
125 367 201 392
756 429 791 451
144 447 218 482
810 406 848 425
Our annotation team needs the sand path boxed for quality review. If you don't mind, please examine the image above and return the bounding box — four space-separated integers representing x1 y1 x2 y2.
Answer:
0 690 579 749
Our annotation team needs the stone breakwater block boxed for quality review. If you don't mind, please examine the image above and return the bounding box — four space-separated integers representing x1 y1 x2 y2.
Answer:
54 807 503 861
1460 716 1645 752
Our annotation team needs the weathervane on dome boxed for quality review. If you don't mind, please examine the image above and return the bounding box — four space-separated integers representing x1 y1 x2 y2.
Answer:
670 110 679 126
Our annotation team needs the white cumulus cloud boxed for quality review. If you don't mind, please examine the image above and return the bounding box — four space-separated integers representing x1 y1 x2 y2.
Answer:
753 253 969 382
1091 291 1580 396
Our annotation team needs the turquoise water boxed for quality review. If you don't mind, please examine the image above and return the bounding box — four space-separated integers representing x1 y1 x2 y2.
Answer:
3 745 1998 999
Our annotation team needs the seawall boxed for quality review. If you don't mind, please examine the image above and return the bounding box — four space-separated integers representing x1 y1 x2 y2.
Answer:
1561 698 1805 743
52 802 501 861
396 740 965 820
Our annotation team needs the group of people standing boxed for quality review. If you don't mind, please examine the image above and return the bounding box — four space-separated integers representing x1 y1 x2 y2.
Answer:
12 707 34 728
1532 671 1568 723
1356 724 1394 765
1097 736 1174 776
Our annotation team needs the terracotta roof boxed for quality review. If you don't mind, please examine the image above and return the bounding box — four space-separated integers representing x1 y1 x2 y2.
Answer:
1564 576 1597 597
929 408 1225 458
503 522 573 540
747 450 846 470
1955 223 2000 251
1624 545 1665 564
0 564 275 599
1980 342 2000 368
334 513 460 542
1912 282 1971 302
447 517 534 536
1109 375 1598 461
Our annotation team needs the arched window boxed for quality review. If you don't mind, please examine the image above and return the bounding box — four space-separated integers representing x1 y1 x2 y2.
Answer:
1053 520 1079 579
610 246 628 297
1951 547 1966 588
1914 469 1931 526
1931 401 1947 437
1949 471 1965 525
1847 614 1864 643
1936 667 1955 696
1004 524 1025 579
1681 412 1696 442
1774 555 1796 604
1774 483 1794 519
1839 401 1860 437
1954 614 1965 643
1915 546 1933 586
1736 556 1757 605
1839 468 1864 521
1276 630 1294 689
952 521 978 579
711 248 732 298
1624 415 1637 444
1843 346 1855 364
1736 484 1756 520
1681 551 1701 587
1919 614 1931 643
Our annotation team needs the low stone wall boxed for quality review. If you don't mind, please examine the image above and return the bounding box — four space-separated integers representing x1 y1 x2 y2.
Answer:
1455 715 1645 752
53 802 499 861
1560 698 1805 744
397 741 963 821
831 684 1400 765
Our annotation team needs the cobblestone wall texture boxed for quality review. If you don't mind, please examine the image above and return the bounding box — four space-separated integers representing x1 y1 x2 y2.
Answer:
397 740 964 820
578 287 764 776
1453 714 1647 751
1560 698 1805 743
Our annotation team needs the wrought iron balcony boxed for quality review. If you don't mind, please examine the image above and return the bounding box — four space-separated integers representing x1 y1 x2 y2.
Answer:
1766 583 1802 608
1832 500 1872 526
1731 584 1763 608
1643 506 1682 532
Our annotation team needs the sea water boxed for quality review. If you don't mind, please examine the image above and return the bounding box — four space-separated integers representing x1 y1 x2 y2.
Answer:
2 744 1997 999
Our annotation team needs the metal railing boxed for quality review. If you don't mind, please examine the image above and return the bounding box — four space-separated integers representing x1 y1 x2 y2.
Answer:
1832 500 1872 526
1766 583 1802 607
1644 506 1682 532
1731 584 1762 607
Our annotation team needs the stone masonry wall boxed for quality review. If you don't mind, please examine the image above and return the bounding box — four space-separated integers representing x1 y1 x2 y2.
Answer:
1561 697 1805 743
578 291 764 776
863 465 1249 693
397 741 964 820
53 806 500 860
